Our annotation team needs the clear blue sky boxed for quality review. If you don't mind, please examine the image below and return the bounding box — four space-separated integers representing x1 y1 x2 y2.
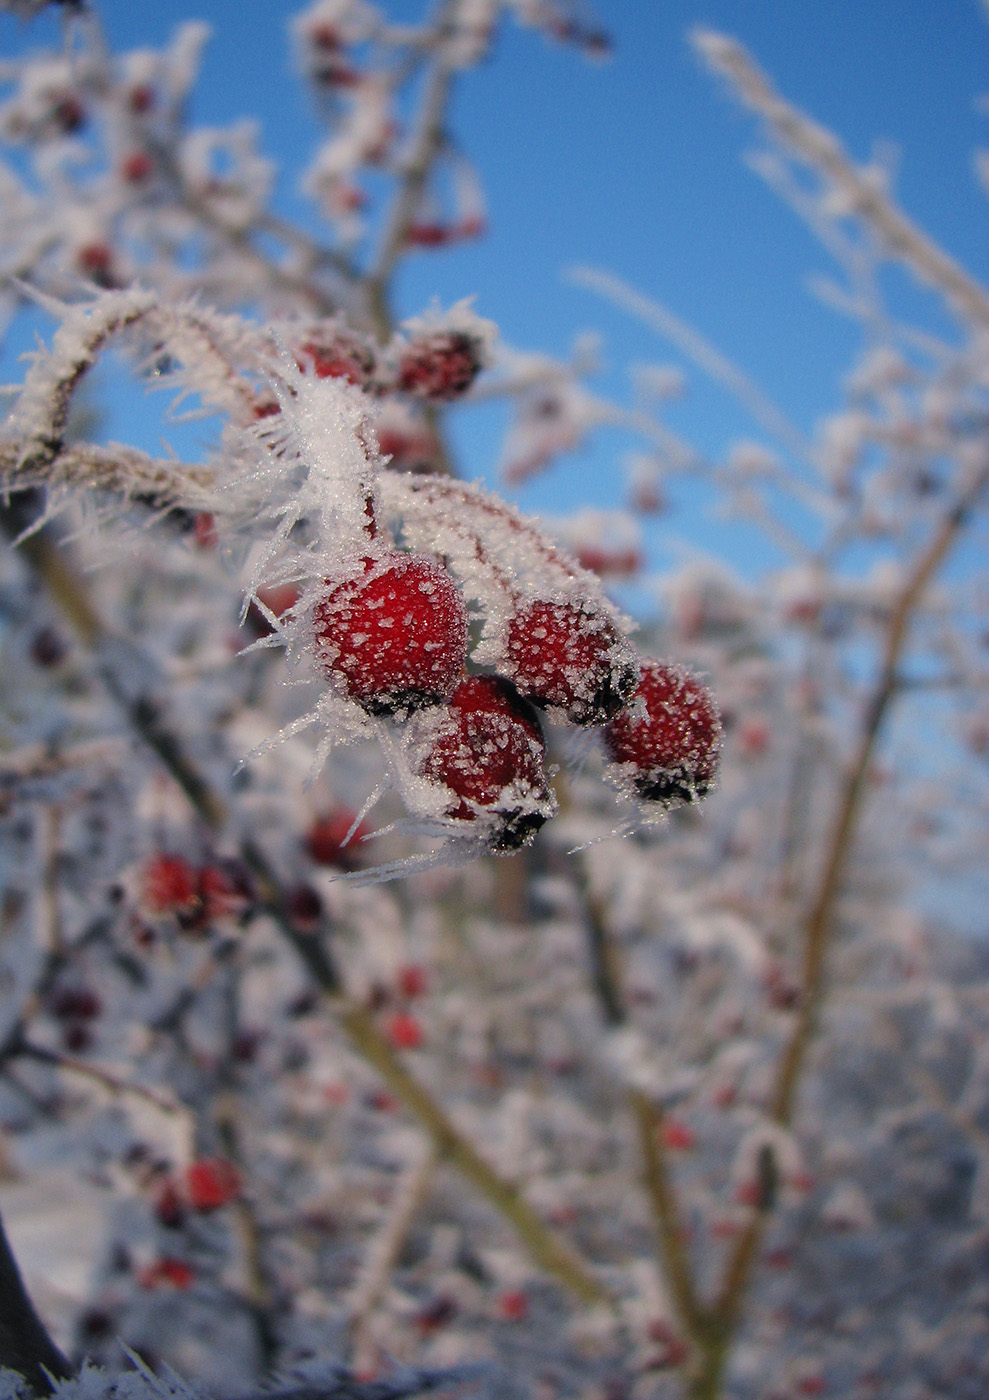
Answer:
3 0 987 580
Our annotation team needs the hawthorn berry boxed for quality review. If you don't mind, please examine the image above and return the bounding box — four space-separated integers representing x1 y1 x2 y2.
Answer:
385 1011 424 1050
141 853 198 916
299 326 376 388
185 1157 242 1211
397 330 485 401
411 675 555 852
312 553 468 714
503 597 637 725
603 660 721 806
305 808 370 867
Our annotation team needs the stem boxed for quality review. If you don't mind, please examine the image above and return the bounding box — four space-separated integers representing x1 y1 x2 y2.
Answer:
366 0 460 337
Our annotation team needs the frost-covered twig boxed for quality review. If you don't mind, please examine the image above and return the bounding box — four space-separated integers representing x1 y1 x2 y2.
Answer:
0 439 211 507
691 29 989 327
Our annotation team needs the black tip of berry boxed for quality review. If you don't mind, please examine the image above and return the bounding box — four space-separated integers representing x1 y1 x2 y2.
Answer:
634 765 712 808
360 687 446 717
491 807 549 853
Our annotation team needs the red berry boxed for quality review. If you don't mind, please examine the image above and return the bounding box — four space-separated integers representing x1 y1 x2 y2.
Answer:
305 809 370 867
139 1257 194 1290
385 1012 423 1050
397 963 428 998
76 242 114 285
403 222 451 248
127 85 155 114
247 582 301 636
185 1157 241 1211
397 331 484 401
142 854 198 915
503 598 636 725
312 553 468 714
197 862 249 923
299 328 376 388
499 1290 529 1322
192 511 217 548
603 661 721 806
412 676 554 851
120 150 153 183
661 1117 696 1152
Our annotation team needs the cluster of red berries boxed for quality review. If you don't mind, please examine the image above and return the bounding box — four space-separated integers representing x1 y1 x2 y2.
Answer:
306 540 721 852
288 322 489 404
141 852 250 930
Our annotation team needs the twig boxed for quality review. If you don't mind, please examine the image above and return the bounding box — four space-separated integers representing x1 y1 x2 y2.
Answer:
691 30 989 328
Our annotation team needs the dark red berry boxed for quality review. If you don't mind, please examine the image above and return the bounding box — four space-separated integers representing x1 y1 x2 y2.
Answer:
53 95 85 134
413 675 554 851
247 582 301 636
139 1257 194 1290
121 150 153 183
397 331 484 401
312 553 468 714
386 1012 423 1050
127 85 155 114
185 1157 241 1211
299 328 376 388
142 854 198 915
305 809 370 867
403 222 451 248
50 986 101 1020
76 243 115 285
603 661 721 806
154 1179 185 1229
504 597 636 725
285 884 323 932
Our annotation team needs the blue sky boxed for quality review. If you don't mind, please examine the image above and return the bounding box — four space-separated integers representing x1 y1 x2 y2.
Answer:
2 0 987 581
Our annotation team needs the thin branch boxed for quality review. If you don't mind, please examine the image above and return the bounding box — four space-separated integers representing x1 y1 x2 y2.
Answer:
692 29 989 327
709 461 989 1344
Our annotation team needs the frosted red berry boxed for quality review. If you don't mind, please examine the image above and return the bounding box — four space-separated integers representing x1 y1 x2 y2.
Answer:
504 598 637 725
413 675 555 851
312 553 468 714
299 327 376 388
397 331 484 401
603 660 721 806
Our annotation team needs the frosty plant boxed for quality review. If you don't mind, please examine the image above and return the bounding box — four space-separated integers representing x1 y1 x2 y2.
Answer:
0 3 987 1400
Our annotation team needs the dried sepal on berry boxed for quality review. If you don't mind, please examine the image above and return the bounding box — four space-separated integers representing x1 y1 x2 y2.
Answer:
406 675 556 853
603 660 721 807
311 551 469 714
502 595 637 725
